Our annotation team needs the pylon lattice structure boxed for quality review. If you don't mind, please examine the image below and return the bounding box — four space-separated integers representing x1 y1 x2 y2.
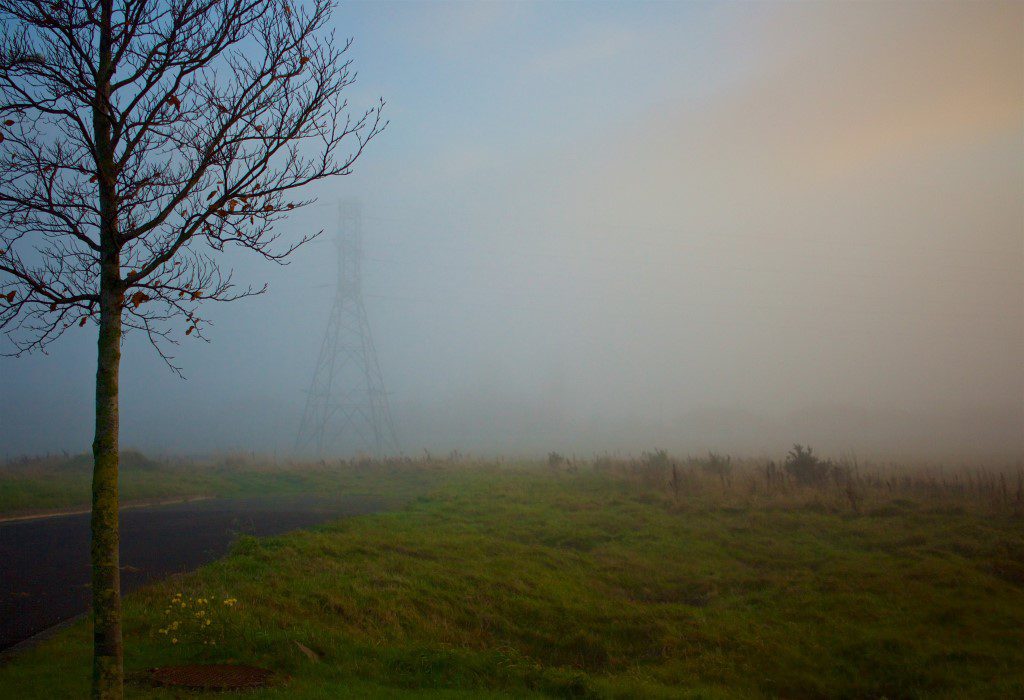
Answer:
295 200 399 457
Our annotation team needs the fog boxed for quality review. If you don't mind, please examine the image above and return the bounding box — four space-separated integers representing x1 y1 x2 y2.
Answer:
2 1 1021 460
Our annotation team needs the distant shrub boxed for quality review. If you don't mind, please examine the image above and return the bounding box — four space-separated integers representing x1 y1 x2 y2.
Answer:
121 449 162 471
784 444 832 486
702 452 732 480
548 452 566 469
643 449 670 471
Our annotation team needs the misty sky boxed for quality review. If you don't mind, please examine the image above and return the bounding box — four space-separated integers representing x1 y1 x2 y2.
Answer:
1 1 1022 460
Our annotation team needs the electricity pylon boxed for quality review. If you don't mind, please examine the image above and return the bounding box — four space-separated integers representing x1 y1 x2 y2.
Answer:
295 199 399 456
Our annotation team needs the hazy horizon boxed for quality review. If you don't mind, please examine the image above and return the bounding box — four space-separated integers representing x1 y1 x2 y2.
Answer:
2 0 1022 461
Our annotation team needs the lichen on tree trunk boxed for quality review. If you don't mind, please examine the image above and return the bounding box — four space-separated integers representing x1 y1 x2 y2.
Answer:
91 263 123 699
90 2 123 693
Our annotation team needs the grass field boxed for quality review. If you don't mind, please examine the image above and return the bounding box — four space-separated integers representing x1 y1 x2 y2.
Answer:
1 456 1022 698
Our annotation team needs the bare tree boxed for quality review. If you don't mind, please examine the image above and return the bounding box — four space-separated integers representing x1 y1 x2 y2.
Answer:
0 0 384 696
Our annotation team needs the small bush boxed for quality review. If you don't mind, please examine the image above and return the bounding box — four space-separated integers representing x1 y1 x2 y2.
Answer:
643 449 670 471
784 444 832 486
548 452 566 469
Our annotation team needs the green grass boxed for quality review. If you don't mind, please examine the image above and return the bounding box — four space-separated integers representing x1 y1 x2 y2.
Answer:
1 464 1022 698
0 452 440 516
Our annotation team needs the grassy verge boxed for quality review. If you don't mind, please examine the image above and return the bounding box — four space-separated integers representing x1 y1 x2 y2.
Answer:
0 452 440 517
1 463 1021 698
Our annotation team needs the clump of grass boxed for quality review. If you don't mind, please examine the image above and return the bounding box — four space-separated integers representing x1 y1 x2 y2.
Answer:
700 451 733 486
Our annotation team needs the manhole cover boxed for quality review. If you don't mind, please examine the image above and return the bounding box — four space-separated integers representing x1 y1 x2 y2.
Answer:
145 664 272 690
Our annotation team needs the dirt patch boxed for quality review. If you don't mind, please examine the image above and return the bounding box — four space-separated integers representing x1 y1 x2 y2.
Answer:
140 664 274 690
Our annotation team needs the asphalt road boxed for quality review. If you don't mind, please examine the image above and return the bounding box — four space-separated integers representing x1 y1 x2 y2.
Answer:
0 494 384 652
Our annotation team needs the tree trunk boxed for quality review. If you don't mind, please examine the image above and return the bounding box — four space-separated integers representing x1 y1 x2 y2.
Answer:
91 264 123 698
91 3 122 695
